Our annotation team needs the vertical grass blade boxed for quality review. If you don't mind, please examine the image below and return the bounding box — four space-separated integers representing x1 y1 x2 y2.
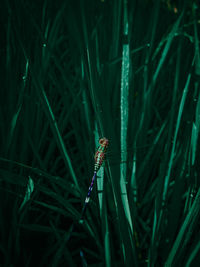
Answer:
7 60 29 152
120 0 132 231
191 12 200 165
81 3 104 136
162 68 192 203
94 124 104 217
19 176 34 211
152 11 183 85
120 1 137 266
103 202 111 267
185 240 200 267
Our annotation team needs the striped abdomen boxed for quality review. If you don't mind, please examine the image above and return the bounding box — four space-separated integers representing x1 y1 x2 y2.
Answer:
94 137 109 172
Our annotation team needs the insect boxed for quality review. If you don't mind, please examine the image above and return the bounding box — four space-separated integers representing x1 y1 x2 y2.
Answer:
80 137 109 219
94 137 109 172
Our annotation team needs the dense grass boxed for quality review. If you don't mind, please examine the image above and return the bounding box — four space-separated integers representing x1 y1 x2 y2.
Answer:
1 0 200 266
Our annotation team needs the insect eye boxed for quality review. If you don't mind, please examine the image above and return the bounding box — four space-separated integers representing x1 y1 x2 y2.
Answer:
99 137 109 146
99 138 104 144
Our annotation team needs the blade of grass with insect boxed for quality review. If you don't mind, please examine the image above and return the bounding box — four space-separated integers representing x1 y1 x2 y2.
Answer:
79 3 133 264
94 134 112 267
94 124 104 217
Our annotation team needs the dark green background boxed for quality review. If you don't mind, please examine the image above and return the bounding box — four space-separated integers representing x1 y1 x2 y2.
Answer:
0 0 200 266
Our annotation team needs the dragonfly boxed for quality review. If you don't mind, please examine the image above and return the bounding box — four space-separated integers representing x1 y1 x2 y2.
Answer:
80 137 109 219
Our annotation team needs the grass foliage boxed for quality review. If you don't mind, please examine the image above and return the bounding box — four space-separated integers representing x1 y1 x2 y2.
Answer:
1 0 200 266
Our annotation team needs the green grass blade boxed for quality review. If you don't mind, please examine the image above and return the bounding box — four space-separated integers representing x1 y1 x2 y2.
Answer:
120 0 133 236
165 188 200 266
19 176 34 211
31 73 80 193
152 11 183 85
162 67 192 203
6 59 29 152
185 238 200 267
94 125 104 217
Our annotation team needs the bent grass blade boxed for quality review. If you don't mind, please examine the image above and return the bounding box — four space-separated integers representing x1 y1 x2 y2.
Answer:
19 176 34 211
